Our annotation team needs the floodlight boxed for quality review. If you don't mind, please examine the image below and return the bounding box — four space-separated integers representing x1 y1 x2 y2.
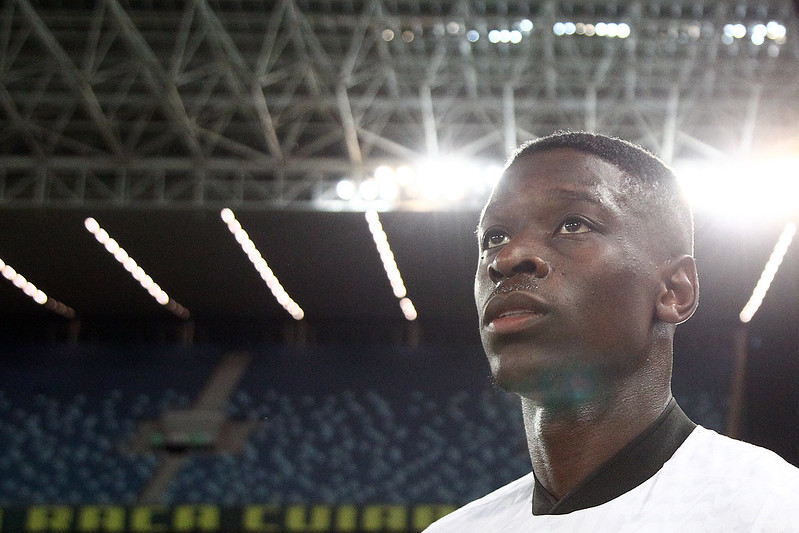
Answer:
739 223 796 323
359 179 380 201
0 256 73 318
220 208 304 320
83 217 189 318
336 179 356 200
364 210 416 321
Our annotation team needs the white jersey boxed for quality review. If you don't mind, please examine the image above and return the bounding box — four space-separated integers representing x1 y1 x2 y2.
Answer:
424 426 799 532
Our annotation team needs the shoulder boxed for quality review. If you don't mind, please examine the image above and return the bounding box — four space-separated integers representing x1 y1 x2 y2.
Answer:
423 473 535 532
656 426 799 524
675 426 799 485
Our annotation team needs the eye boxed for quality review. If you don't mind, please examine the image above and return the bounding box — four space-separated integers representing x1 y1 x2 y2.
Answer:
556 217 591 235
481 229 510 251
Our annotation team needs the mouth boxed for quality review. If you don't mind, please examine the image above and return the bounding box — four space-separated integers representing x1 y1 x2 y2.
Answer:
482 291 548 335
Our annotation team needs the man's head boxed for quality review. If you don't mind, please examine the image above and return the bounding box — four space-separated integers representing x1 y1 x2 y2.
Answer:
474 131 698 405
506 131 694 257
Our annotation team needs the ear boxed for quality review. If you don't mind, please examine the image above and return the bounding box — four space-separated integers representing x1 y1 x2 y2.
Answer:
655 254 699 325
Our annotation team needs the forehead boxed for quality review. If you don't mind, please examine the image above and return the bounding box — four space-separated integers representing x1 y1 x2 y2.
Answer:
481 148 628 221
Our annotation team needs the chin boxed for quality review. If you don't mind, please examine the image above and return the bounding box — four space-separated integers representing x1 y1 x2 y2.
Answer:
489 358 605 407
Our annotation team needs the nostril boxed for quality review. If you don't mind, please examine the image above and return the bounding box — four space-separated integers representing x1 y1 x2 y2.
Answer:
512 260 539 276
488 256 549 282
487 264 504 283
533 258 551 278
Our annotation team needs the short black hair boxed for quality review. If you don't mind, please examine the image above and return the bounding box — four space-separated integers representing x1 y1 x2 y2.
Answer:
506 131 694 256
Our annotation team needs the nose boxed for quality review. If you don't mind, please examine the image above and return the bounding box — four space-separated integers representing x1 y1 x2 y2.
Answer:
487 242 550 284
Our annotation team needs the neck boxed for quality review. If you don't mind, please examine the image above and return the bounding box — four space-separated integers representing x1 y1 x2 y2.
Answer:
521 373 672 500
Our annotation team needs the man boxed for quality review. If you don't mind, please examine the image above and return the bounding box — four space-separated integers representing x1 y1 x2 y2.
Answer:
424 131 799 531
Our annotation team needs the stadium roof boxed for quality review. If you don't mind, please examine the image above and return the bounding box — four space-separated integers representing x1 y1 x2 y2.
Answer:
1 0 799 346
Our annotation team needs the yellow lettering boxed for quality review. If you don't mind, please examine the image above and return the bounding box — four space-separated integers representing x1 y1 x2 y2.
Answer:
77 506 126 532
361 505 407 531
411 505 457 530
284 505 331 532
26 506 73 532
242 505 282 531
334 505 357 532
172 505 219 531
130 506 169 532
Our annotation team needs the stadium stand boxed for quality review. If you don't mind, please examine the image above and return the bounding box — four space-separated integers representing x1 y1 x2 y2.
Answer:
0 342 725 513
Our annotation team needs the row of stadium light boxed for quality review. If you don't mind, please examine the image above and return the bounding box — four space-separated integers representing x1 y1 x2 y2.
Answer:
722 21 786 45
381 19 629 43
552 22 631 39
4 210 414 323
364 210 417 322
331 156 799 216
220 208 304 321
0 257 74 318
739 223 796 324
220 208 416 322
381 19 786 45
84 218 190 319
2 218 189 321
334 162 503 204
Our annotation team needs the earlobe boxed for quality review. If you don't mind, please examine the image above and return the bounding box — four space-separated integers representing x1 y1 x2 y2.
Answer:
656 255 699 324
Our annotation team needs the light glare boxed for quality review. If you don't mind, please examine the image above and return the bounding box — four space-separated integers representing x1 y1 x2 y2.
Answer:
399 297 417 321
359 179 380 201
95 229 109 245
2 265 16 280
114 248 129 263
23 282 37 296
336 179 356 200
104 238 119 254
676 158 799 219
767 21 786 40
84 217 99 233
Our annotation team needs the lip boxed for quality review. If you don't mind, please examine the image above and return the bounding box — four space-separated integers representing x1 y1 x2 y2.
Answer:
482 291 548 335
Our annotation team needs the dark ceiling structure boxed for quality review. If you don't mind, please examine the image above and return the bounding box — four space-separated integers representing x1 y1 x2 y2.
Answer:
1 0 799 348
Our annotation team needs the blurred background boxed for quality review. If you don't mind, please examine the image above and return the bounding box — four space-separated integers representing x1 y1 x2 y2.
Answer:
1 1 799 531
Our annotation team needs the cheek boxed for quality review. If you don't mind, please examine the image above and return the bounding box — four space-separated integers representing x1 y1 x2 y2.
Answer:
587 269 657 344
561 258 654 326
474 264 491 306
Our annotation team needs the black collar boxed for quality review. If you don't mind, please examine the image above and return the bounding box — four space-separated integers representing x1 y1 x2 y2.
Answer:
532 398 696 515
